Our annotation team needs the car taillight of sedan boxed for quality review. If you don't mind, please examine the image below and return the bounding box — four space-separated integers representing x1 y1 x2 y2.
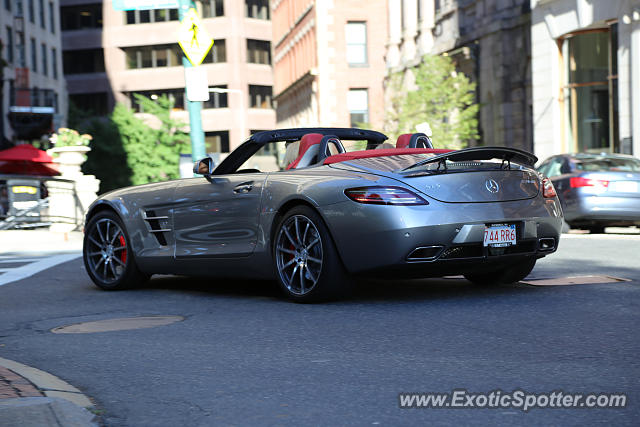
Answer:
570 177 610 189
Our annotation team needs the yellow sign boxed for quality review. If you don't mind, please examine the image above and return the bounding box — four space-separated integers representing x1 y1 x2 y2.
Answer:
177 8 214 66
12 186 37 195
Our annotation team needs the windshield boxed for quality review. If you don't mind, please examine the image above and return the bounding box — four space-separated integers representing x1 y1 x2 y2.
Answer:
574 157 640 172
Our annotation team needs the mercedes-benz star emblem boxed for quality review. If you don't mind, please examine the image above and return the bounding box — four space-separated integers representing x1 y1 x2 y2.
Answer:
485 179 499 193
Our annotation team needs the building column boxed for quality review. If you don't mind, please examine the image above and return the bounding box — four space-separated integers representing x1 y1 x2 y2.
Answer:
416 0 434 56
401 0 418 63
386 0 402 68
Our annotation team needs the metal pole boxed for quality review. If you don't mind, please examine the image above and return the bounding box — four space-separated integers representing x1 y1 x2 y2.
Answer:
178 0 206 163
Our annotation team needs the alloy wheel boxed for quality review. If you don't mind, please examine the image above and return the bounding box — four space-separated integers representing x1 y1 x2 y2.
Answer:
85 218 128 284
275 215 323 296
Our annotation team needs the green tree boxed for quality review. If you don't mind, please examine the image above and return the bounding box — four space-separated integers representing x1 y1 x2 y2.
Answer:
387 54 479 149
111 95 190 185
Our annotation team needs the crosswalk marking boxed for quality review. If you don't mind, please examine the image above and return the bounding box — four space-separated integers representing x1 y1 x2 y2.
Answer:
0 253 81 287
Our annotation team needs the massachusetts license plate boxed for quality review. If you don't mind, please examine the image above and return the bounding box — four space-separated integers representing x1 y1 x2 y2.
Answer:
483 224 516 247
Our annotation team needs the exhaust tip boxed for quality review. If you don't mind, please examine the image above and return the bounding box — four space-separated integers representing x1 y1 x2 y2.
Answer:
407 246 444 261
538 238 556 251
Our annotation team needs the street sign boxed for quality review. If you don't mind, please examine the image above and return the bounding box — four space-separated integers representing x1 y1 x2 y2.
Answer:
177 8 214 67
184 67 210 102
112 0 179 11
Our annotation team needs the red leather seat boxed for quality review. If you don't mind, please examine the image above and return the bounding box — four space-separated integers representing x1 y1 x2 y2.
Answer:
286 133 324 170
396 134 413 149
396 133 433 149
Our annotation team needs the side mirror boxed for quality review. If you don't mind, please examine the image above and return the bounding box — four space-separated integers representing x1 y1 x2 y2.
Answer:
193 157 214 175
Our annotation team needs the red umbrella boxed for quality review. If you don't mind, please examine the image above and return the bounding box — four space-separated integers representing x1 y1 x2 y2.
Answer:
0 144 60 176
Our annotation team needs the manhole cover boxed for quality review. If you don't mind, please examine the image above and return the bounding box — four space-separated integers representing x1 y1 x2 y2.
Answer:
51 316 184 334
522 275 631 286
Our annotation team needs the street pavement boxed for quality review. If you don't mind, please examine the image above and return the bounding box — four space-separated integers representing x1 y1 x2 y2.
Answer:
0 228 638 426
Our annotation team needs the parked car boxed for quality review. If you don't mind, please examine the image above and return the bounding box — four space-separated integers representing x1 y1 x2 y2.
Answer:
83 128 563 302
537 153 640 233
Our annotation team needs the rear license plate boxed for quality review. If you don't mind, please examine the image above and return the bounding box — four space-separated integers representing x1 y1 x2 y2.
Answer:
610 181 638 193
484 224 516 247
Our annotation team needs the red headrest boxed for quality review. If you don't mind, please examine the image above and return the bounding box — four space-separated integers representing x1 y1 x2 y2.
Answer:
286 133 324 170
396 134 412 148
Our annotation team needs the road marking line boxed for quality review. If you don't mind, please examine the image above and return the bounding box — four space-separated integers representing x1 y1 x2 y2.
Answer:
0 258 42 263
0 253 81 287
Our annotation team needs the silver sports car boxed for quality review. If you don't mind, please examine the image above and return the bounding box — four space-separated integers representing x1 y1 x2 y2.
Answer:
83 128 563 302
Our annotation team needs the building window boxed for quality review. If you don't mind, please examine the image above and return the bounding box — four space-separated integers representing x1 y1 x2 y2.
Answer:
345 21 367 66
70 92 108 115
4 0 10 12
128 89 185 112
561 25 619 153
125 8 178 24
28 0 34 22
203 85 228 109
348 88 369 126
249 85 273 108
51 47 57 79
38 0 44 27
200 0 223 18
63 49 105 74
41 43 47 76
15 32 25 66
61 4 102 30
205 131 230 153
247 39 271 65
30 37 36 72
48 1 54 32
125 45 181 69
15 0 23 16
203 39 226 63
245 0 269 20
5 27 13 64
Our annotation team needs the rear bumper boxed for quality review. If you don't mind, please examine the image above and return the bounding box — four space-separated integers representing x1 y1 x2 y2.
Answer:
320 197 563 275
563 195 640 225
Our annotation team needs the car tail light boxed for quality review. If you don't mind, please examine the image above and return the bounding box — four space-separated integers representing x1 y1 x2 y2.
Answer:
542 178 557 198
570 177 609 189
344 186 428 205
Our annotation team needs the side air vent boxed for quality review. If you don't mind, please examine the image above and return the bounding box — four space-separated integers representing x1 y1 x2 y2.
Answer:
143 210 169 246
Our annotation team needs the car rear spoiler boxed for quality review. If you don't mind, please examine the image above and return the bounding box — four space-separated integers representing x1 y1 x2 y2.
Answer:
402 146 538 171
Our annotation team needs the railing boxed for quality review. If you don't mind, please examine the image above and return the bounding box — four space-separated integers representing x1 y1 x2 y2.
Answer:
0 175 85 231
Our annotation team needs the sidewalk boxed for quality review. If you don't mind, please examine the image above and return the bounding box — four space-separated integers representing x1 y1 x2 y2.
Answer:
0 358 97 426
0 229 84 255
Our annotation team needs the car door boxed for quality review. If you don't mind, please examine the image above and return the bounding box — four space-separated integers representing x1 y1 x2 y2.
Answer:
172 173 267 258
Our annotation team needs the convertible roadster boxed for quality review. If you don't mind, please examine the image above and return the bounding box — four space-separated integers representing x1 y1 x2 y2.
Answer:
83 128 563 302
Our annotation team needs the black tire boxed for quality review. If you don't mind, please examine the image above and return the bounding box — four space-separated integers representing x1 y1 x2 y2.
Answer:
83 211 148 290
273 206 351 302
464 258 536 286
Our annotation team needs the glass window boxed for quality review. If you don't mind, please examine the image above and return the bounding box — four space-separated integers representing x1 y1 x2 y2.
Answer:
245 0 269 20
69 92 108 115
124 8 178 24
4 0 10 12
202 39 226 63
38 0 44 28
61 4 102 30
562 26 619 153
203 85 228 109
205 131 230 153
15 0 23 16
200 0 224 18
124 44 187 68
128 89 185 112
348 89 369 126
5 27 13 64
28 0 34 22
51 47 57 79
249 85 273 108
345 22 367 66
574 156 640 172
246 39 271 65
30 37 36 72
41 43 47 76
48 1 54 32
63 48 105 74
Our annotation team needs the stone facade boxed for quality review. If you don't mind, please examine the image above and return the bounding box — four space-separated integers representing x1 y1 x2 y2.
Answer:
385 0 533 151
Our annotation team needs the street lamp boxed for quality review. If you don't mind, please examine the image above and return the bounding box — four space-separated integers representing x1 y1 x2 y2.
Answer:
208 87 246 142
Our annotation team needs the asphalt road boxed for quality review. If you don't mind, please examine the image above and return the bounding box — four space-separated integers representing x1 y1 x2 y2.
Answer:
0 234 639 426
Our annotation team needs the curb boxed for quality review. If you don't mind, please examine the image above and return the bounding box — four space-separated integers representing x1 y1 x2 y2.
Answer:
0 357 97 426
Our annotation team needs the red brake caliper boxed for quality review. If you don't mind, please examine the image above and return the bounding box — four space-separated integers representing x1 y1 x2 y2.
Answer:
119 235 127 264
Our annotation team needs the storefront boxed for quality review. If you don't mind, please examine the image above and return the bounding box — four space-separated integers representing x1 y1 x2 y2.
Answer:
531 0 640 161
